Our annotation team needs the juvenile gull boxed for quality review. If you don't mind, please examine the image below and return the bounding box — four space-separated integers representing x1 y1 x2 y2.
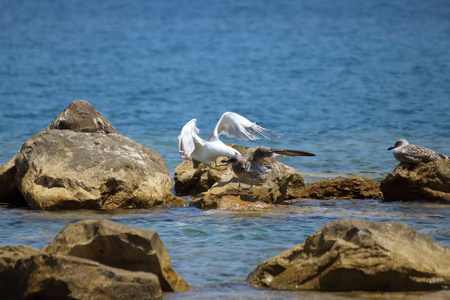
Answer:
178 112 281 166
222 146 315 190
388 139 448 164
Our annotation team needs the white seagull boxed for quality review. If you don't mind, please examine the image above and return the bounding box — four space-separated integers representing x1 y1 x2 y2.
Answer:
178 112 281 166
388 139 448 164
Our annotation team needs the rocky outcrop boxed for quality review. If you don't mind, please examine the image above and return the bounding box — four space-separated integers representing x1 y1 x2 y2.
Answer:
289 177 383 200
0 220 189 299
174 144 248 196
248 218 450 291
45 99 118 133
0 100 186 210
380 160 450 202
43 219 189 292
188 147 306 209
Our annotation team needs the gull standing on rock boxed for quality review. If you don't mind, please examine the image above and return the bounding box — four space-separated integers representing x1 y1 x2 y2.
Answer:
222 146 315 190
388 139 448 164
178 112 281 166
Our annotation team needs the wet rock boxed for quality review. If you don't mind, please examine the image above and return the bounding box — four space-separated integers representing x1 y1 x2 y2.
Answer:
248 218 450 291
189 147 306 209
380 159 450 202
190 194 275 210
0 253 162 300
7 100 185 210
43 219 189 292
289 177 383 200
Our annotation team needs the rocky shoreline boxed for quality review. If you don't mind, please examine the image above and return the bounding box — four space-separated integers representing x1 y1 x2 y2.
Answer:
1 100 449 210
0 100 449 297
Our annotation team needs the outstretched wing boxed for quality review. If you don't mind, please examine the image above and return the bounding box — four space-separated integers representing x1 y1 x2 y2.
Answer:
273 149 316 157
209 112 282 142
251 146 315 164
178 119 202 160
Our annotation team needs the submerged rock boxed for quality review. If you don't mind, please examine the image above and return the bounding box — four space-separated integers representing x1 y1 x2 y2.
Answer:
0 100 186 210
380 159 450 202
43 219 189 292
248 218 450 291
289 177 383 200
188 146 306 209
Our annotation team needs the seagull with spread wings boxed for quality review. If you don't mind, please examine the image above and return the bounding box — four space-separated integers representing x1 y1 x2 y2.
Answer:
178 112 281 166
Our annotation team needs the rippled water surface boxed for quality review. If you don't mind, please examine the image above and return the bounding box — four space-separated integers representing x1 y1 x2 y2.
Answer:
1 0 449 298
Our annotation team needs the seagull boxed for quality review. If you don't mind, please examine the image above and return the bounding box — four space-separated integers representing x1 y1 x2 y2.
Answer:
222 146 315 190
178 112 281 166
388 139 448 164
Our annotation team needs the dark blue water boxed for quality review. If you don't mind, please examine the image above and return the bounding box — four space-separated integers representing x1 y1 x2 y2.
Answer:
1 0 449 298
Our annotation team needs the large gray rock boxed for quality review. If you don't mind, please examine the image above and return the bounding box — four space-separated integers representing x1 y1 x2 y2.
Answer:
380 160 450 202
248 218 450 291
0 252 162 300
3 100 186 210
43 219 189 292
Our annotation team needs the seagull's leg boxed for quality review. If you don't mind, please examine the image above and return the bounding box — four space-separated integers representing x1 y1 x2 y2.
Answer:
242 181 253 191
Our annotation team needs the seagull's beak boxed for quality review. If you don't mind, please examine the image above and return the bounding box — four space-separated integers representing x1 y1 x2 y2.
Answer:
221 158 231 164
387 146 394 151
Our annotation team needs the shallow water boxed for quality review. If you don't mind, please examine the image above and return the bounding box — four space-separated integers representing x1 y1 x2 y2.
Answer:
1 0 450 298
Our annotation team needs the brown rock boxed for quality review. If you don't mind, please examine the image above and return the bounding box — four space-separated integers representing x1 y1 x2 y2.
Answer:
46 99 118 133
43 219 189 292
0 156 26 205
174 160 228 196
190 194 275 210
189 147 306 209
174 143 248 196
290 177 383 200
380 160 450 202
0 253 162 300
14 129 185 210
2 100 186 210
248 218 450 291
0 245 42 273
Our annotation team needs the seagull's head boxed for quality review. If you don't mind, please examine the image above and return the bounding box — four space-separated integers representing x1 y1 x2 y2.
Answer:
388 139 409 151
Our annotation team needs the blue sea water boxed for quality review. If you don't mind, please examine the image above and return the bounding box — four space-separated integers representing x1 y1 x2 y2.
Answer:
0 0 449 298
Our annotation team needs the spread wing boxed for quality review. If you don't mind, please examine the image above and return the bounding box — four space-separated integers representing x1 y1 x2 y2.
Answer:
178 119 204 160
208 112 282 142
251 146 316 164
273 149 316 157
